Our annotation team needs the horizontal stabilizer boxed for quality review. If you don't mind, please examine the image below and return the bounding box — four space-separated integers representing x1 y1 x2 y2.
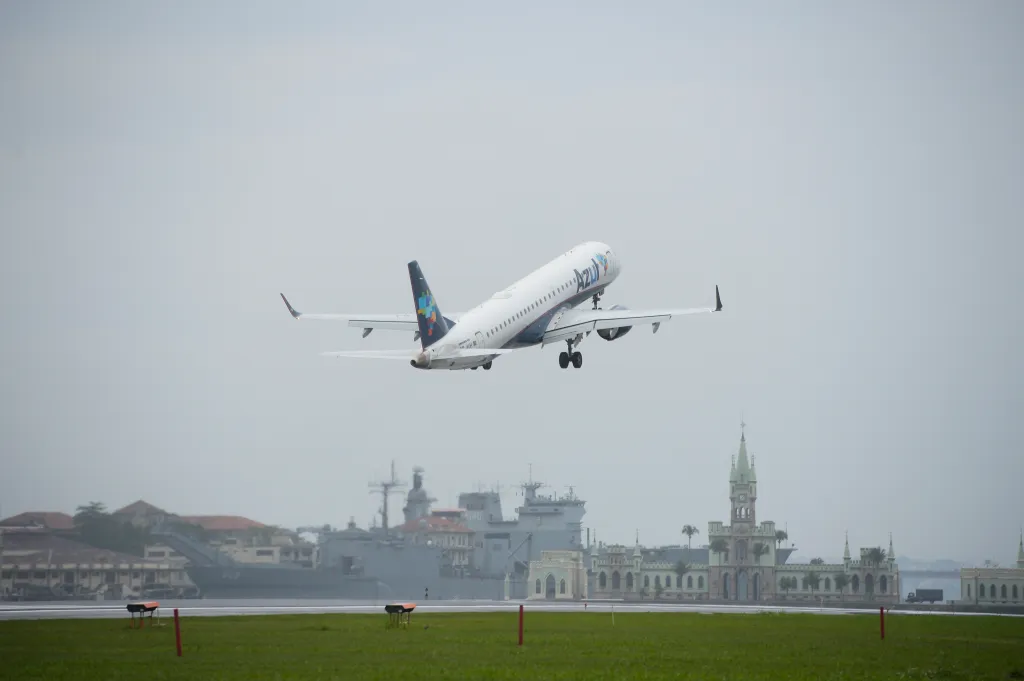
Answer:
279 293 462 332
320 349 419 360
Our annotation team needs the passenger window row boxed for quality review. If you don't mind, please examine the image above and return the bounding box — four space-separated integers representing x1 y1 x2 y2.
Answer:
484 281 574 338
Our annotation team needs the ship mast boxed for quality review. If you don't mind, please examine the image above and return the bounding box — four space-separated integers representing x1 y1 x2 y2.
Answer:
368 460 406 534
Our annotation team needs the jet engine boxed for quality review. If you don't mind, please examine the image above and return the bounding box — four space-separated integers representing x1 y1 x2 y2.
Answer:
410 352 431 369
596 304 633 341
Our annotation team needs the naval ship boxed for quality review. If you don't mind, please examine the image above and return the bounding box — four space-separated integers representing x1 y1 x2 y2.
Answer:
157 466 586 600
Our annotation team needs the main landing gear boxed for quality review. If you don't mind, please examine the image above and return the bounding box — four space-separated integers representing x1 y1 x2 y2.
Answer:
471 361 492 371
592 292 602 309
558 340 583 369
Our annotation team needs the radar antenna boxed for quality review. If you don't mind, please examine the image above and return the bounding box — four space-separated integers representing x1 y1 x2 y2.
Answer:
368 460 406 534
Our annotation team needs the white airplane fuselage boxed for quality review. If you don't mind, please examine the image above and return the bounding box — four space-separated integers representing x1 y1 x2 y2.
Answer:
281 239 721 372
414 241 620 370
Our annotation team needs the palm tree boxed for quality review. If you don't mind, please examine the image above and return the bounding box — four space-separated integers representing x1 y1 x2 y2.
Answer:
775 530 788 549
810 557 824 565
710 539 729 564
866 547 886 568
833 573 850 602
674 560 690 579
681 525 700 552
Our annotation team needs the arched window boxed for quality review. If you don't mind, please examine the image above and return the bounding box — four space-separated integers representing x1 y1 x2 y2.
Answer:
655 576 661 589
644 575 650 588
824 577 831 591
560 579 566 594
1013 584 1018 600
698 576 704 589
967 584 971 599
1001 584 1007 599
599 572 607 589
535 579 541 594
851 575 860 592
979 584 985 599
626 572 634 590
990 584 996 599
880 575 888 594
687 576 693 588
612 571 621 590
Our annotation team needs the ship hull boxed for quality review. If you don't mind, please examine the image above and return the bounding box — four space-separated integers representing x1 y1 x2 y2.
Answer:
186 565 519 601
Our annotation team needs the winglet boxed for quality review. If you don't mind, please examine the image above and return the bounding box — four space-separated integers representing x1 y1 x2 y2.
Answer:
714 285 723 312
280 293 301 319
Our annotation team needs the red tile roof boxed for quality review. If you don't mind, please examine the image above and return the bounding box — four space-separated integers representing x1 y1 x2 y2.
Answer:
112 500 167 516
397 516 473 534
178 515 266 532
0 512 76 530
0 529 149 563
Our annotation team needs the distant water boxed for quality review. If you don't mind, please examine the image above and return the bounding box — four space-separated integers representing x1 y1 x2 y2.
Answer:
901 578 960 602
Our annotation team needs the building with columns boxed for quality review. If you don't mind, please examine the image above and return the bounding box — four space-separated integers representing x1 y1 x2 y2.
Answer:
526 549 588 600
958 534 1024 605
581 425 901 603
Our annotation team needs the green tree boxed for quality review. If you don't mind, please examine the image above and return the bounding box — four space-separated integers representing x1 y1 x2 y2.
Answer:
810 557 825 565
806 571 821 597
72 501 149 556
710 539 729 564
775 530 788 549
753 542 770 566
833 573 850 601
866 547 886 567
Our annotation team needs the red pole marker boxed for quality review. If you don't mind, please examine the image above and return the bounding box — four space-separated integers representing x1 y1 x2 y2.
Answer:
518 604 524 646
174 608 183 656
879 607 885 640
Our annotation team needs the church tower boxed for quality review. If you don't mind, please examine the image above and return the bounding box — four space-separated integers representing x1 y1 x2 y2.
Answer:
729 422 757 529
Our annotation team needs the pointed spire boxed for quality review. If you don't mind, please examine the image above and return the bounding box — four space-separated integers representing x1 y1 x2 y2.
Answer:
843 531 851 561
1017 529 1024 568
731 422 753 483
888 532 894 561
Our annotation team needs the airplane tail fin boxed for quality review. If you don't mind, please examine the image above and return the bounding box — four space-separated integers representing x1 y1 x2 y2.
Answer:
408 260 450 349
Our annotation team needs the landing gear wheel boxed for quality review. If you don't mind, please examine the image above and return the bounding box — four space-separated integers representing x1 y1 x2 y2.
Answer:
571 352 583 369
592 293 602 309
558 352 570 369
482 361 492 370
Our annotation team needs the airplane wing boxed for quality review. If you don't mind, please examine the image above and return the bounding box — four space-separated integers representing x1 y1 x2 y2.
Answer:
320 348 517 360
280 294 461 335
541 285 723 346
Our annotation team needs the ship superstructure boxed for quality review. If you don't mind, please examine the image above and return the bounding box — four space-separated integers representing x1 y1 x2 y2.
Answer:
178 465 588 600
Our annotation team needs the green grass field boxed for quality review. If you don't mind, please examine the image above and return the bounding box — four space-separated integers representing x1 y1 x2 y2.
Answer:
2 610 1022 681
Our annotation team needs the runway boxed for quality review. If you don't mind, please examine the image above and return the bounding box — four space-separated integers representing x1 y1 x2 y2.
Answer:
2 598 1018 621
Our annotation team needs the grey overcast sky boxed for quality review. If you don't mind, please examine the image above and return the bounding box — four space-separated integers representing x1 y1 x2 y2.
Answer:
1 0 1022 565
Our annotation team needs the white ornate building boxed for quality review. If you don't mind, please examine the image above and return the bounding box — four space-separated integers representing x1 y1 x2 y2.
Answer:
958 534 1024 605
526 549 588 600
583 426 900 603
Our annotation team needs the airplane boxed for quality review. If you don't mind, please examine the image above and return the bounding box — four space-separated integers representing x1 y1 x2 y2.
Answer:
279 241 722 371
